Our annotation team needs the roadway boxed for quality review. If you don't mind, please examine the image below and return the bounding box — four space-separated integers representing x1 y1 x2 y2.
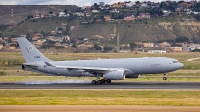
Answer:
0 82 200 89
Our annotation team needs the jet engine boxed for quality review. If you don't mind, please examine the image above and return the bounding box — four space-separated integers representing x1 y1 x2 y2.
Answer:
103 70 125 80
21 64 26 70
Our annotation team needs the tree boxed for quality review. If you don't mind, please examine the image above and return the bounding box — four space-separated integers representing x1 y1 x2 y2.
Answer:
130 43 137 49
135 1 140 5
58 28 63 31
64 9 68 14
94 44 102 51
26 33 32 41
94 3 99 9
49 10 53 15
72 43 77 48
175 37 189 43
27 15 34 20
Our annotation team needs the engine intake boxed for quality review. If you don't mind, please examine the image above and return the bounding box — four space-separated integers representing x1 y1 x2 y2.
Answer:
103 70 125 80
21 65 25 70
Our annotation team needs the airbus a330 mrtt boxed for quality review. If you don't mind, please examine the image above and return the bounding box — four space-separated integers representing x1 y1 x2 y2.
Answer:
17 36 184 84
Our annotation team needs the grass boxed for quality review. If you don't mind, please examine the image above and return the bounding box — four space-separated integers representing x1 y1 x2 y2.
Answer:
1 52 200 69
0 90 199 105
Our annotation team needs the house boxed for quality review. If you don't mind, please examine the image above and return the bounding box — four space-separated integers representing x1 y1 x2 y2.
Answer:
3 37 9 42
9 46 16 50
11 38 18 44
137 13 150 19
35 13 45 18
32 33 43 41
123 15 136 21
36 40 46 45
147 50 166 53
140 3 148 8
163 10 171 16
125 1 134 7
74 12 85 17
143 43 154 48
110 9 119 13
58 12 67 17
104 15 111 21
112 2 126 8
0 44 3 50
92 10 100 13
54 42 61 46
170 47 183 52
178 2 191 9
159 42 171 47
78 43 94 48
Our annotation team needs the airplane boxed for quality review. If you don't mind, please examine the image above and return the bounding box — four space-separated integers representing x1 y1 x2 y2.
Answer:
17 36 184 84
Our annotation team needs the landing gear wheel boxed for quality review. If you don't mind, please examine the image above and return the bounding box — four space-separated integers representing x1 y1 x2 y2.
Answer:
106 79 111 83
92 80 96 84
163 77 167 80
101 79 105 83
97 80 102 84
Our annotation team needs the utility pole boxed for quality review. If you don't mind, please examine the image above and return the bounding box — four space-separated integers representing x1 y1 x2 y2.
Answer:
117 33 120 52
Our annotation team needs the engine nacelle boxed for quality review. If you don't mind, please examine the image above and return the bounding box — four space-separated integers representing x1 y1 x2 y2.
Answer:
21 65 25 70
103 70 125 80
125 74 140 78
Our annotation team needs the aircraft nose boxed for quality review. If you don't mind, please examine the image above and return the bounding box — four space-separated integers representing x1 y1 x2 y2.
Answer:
179 63 184 68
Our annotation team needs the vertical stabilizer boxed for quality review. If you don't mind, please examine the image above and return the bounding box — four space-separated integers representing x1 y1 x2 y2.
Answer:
17 37 51 63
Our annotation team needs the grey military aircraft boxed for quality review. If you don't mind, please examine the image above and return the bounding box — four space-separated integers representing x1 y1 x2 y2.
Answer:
17 36 184 84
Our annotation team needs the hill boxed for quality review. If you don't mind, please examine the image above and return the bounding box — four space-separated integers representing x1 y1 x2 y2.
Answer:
0 5 79 25
3 15 200 44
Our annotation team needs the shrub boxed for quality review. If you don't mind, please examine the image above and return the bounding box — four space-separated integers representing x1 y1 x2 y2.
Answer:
0 71 7 76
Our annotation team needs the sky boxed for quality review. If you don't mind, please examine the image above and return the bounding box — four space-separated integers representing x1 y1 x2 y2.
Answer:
0 0 165 7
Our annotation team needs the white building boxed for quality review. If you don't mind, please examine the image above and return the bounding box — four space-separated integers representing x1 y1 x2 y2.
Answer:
147 50 166 53
58 12 67 17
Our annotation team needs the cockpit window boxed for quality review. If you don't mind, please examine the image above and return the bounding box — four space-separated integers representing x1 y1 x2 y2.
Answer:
173 61 178 63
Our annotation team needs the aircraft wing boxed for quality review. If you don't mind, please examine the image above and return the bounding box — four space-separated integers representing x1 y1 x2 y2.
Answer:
45 62 132 74
56 65 119 74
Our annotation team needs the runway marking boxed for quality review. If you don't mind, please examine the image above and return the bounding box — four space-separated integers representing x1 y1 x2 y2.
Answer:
0 82 200 90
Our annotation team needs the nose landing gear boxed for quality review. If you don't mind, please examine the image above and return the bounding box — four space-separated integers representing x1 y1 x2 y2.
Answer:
163 73 167 80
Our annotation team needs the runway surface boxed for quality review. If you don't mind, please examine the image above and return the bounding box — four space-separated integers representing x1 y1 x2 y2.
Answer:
0 82 200 89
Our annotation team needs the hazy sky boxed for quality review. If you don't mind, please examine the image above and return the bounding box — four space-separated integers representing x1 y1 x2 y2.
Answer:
0 0 165 6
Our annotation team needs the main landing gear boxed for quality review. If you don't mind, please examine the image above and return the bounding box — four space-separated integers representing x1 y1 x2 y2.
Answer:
163 73 167 80
91 79 111 84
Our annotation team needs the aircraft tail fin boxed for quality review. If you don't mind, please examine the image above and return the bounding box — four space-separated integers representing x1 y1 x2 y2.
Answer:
17 36 52 63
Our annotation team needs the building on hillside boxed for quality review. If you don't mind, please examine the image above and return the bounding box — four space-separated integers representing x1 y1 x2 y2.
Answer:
110 9 119 13
104 15 111 21
92 10 100 13
0 44 3 50
123 15 136 21
159 42 171 47
125 1 134 7
54 42 61 46
147 50 166 53
112 2 126 8
11 38 18 44
32 33 43 41
58 12 67 17
143 43 154 48
170 47 183 52
137 13 150 19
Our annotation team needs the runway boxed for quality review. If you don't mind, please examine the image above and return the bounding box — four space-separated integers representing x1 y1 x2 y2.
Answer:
0 82 200 89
